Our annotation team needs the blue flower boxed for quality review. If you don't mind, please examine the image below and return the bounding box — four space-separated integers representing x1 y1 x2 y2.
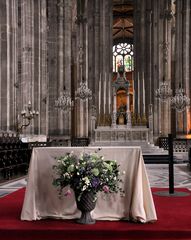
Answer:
91 177 100 188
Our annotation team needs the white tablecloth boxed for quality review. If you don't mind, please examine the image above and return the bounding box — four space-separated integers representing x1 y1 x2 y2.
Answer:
21 146 157 223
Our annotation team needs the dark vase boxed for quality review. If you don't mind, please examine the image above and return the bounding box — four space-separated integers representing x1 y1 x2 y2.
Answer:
75 191 97 224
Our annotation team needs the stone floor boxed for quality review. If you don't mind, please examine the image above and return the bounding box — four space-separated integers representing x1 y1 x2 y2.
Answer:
146 163 191 190
0 163 191 198
0 177 26 198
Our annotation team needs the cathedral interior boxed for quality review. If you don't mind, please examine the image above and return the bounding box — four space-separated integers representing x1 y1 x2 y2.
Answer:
1 2 191 237
0 0 190 146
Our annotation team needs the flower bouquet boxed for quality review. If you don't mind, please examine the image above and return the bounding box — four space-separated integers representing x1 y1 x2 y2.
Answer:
52 149 124 224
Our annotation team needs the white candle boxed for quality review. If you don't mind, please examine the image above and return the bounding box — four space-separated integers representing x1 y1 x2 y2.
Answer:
132 72 135 112
137 72 140 114
143 72 145 114
108 73 111 113
104 72 106 115
99 74 101 114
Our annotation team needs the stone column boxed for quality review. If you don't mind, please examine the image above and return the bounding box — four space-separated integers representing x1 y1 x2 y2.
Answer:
57 0 64 134
99 0 104 121
20 0 35 134
162 0 173 136
174 0 191 134
0 0 21 132
37 0 48 136
104 0 112 117
134 0 146 118
75 0 87 137
47 0 58 136
139 0 146 118
87 0 94 136
182 0 191 133
133 3 140 116
94 0 100 123
95 0 112 125
145 3 152 117
63 0 72 137
152 0 161 139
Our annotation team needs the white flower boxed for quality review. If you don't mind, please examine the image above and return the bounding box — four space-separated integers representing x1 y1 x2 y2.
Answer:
82 177 90 185
69 151 74 156
82 185 87 191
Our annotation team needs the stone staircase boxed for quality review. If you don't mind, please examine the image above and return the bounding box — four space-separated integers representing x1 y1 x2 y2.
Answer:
91 141 189 164
91 141 168 154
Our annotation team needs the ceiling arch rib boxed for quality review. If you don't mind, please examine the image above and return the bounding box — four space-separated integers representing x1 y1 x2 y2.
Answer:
113 1 134 43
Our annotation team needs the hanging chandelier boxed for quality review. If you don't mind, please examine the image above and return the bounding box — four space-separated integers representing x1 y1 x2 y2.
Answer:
155 81 172 102
171 87 190 112
75 81 92 101
55 90 73 112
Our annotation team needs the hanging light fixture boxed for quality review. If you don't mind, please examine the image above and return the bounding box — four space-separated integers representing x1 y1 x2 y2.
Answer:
75 81 92 101
171 86 190 112
55 88 74 112
75 43 92 101
155 78 172 102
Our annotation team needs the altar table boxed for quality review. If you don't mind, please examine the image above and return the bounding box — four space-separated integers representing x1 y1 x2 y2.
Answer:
21 146 157 223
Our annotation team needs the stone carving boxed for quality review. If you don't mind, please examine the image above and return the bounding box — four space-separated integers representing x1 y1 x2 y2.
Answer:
94 126 149 144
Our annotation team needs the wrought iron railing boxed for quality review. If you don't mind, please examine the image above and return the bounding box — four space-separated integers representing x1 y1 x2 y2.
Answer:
159 137 191 152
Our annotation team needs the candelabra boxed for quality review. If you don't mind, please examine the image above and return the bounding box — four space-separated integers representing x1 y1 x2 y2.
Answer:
54 89 74 112
171 87 190 112
155 81 172 102
16 101 39 134
75 81 92 101
155 82 190 112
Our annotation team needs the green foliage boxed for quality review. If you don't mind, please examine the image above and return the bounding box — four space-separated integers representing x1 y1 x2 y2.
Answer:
52 150 124 201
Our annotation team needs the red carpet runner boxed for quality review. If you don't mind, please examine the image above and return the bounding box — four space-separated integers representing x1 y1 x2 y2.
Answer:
0 188 191 240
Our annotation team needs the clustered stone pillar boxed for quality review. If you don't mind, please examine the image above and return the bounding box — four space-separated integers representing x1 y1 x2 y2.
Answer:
134 1 145 119
20 0 35 134
63 0 72 137
47 0 73 138
84 0 113 131
39 0 48 136
134 0 175 140
175 0 191 135
75 0 87 138
0 0 18 131
57 0 64 134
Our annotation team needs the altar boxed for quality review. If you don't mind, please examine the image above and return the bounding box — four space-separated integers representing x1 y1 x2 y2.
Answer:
21 146 157 223
92 70 153 145
94 126 149 145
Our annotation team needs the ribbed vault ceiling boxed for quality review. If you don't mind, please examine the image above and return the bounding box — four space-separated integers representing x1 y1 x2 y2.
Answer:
113 0 134 44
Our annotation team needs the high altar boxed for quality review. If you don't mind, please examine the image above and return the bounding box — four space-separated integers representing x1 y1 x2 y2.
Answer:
93 70 153 145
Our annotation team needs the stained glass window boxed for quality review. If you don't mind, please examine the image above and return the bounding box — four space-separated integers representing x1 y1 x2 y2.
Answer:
113 43 134 72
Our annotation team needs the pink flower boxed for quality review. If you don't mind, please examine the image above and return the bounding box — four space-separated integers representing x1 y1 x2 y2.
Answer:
103 185 109 193
64 189 72 197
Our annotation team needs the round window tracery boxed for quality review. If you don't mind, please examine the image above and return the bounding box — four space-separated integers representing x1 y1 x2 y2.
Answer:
113 43 134 72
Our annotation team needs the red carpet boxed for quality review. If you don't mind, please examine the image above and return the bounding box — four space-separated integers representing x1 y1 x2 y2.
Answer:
0 188 191 240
